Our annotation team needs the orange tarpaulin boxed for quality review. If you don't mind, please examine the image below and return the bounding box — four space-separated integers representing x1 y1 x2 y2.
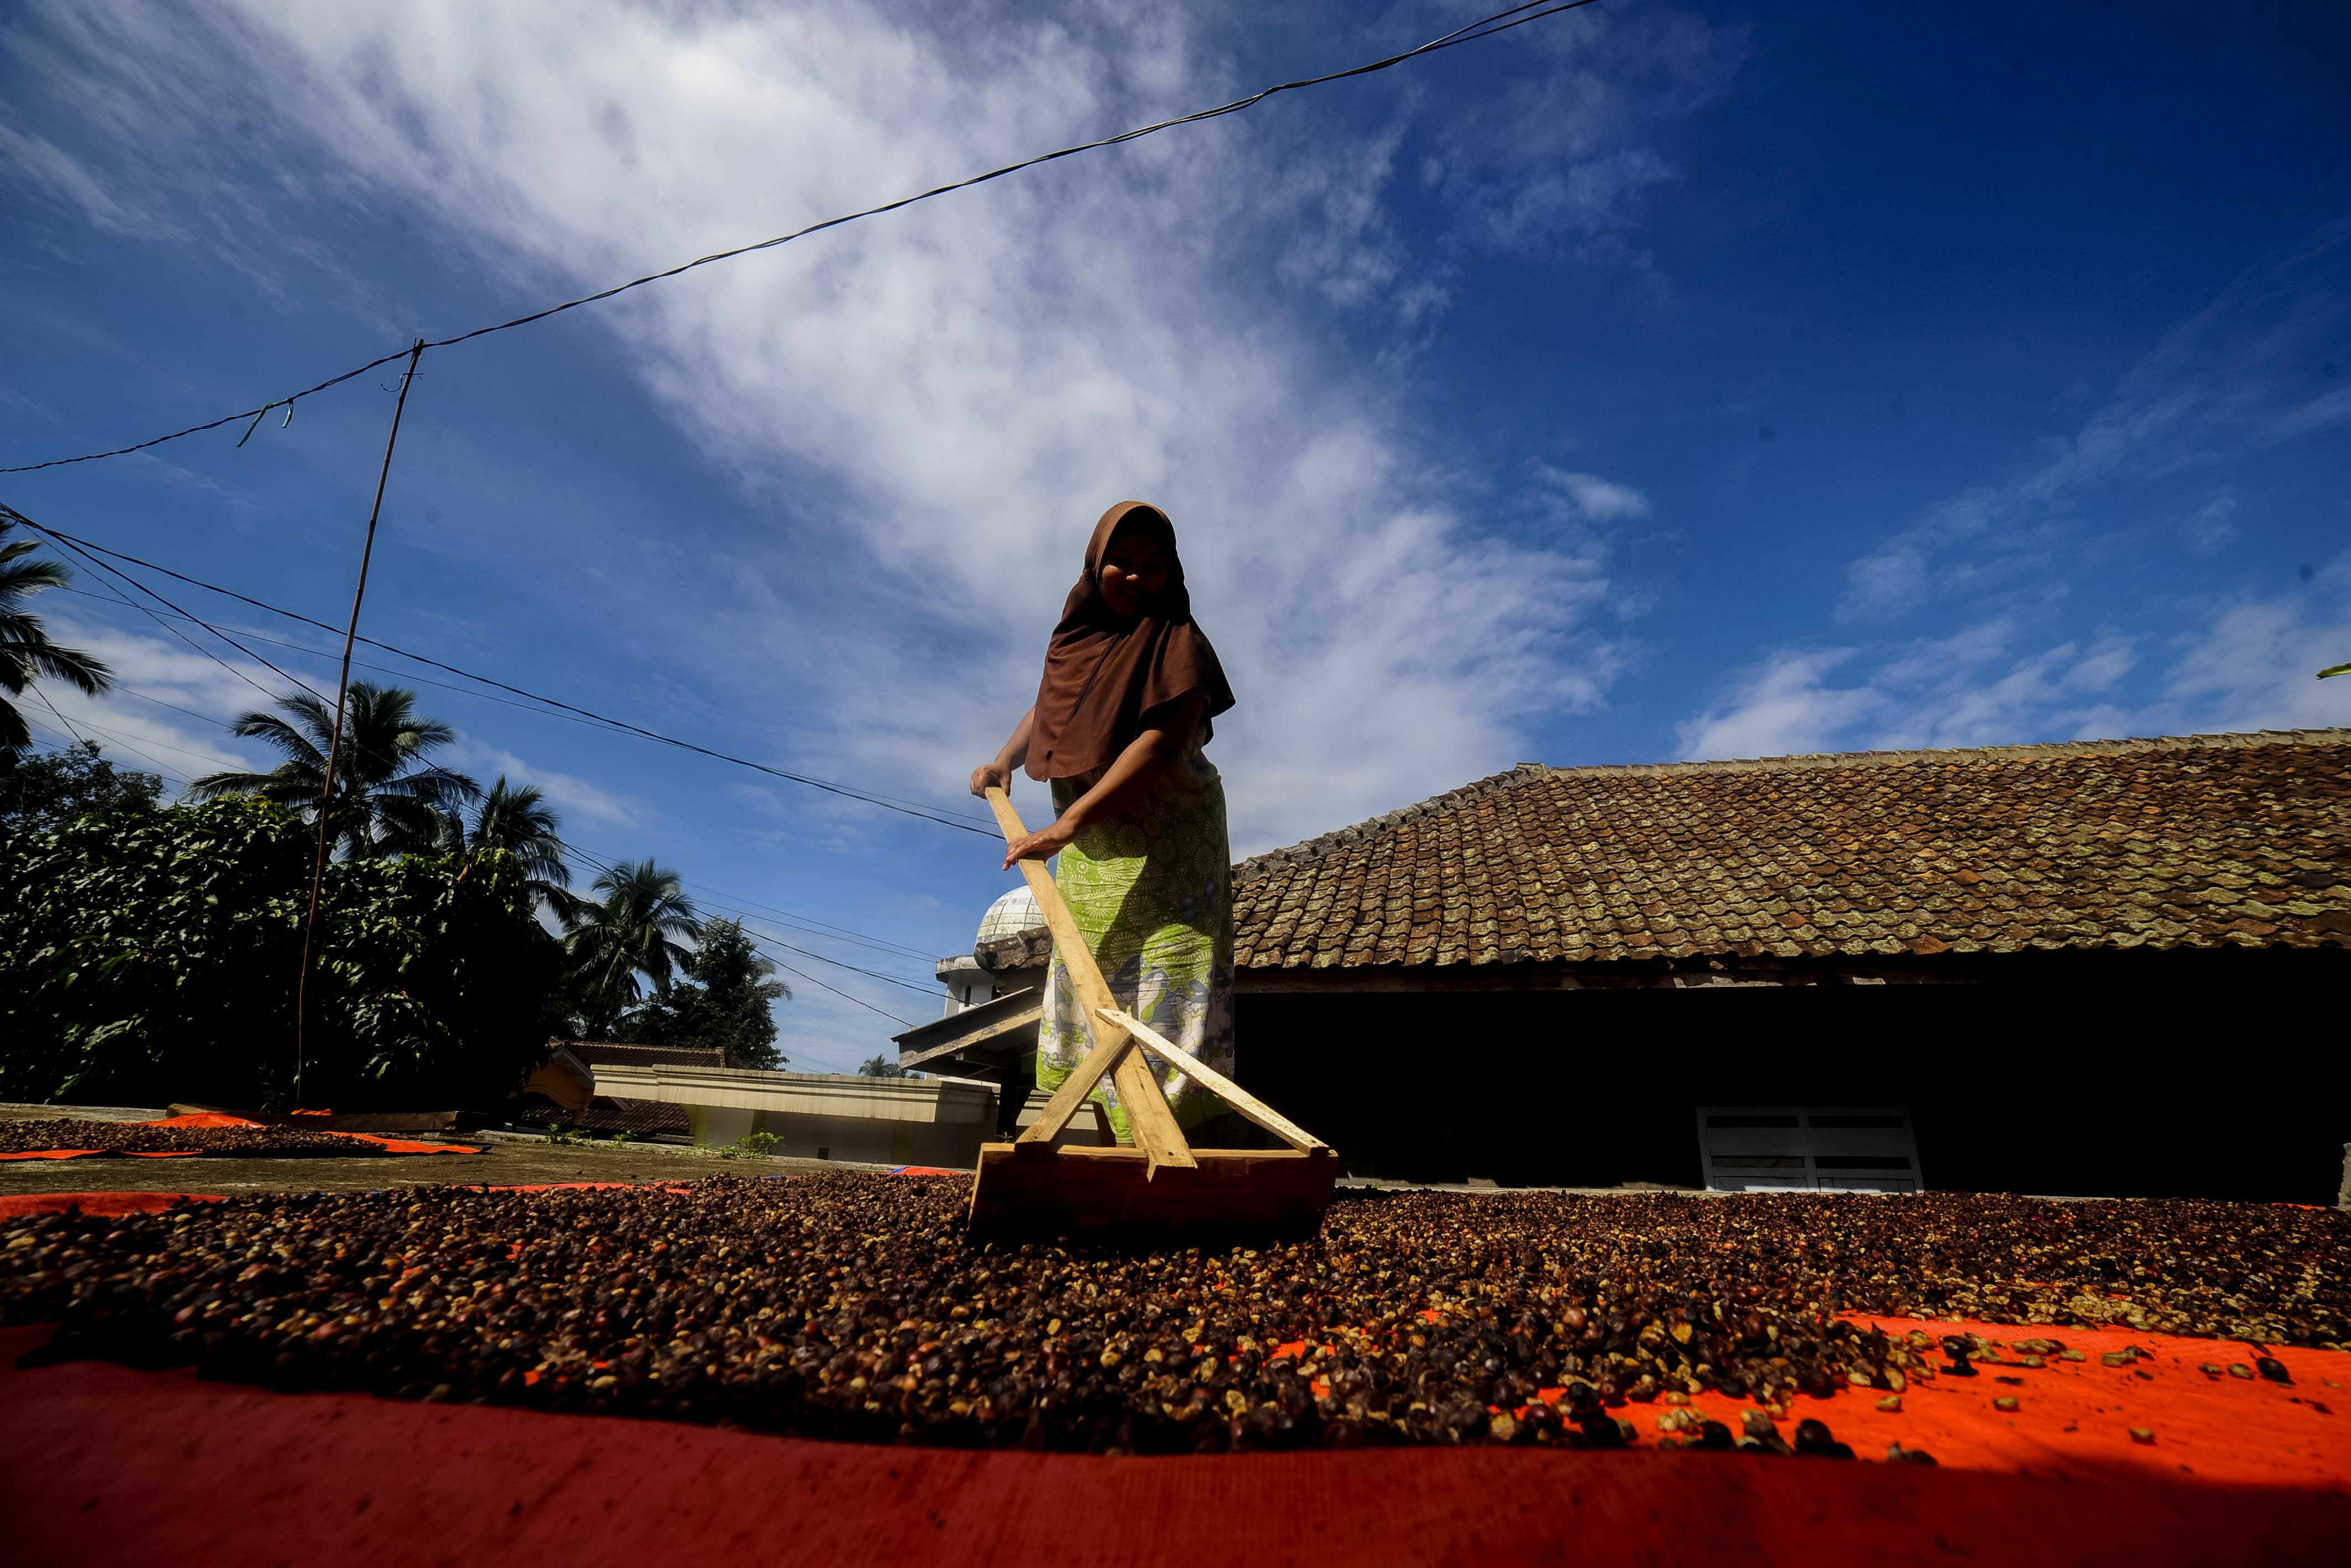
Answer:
3 1188 2343 1493
0 1150 204 1161
1804 1315 2347 1489
0 1191 227 1220
0 1111 479 1159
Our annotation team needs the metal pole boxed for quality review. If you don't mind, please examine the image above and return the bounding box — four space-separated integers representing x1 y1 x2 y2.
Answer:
294 340 426 1105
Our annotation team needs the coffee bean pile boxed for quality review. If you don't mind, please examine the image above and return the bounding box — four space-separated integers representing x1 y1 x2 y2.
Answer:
0 1119 371 1159
4 1178 2342 1456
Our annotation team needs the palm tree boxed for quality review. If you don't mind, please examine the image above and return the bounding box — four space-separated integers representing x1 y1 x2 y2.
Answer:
190 681 479 857
563 859 698 1034
468 776 587 919
0 516 112 754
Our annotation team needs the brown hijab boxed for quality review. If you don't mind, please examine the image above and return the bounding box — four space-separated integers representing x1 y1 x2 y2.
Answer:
1026 501 1234 780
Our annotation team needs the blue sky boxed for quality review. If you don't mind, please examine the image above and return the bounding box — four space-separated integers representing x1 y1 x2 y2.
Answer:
6 1 2348 1070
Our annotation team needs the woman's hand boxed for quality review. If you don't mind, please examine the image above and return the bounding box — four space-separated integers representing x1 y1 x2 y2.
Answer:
970 761 1011 798
1003 816 1077 870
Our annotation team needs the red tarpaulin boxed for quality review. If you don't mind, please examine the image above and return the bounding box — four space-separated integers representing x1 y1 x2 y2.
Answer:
6 1188 2347 1566
1 1320 2344 1568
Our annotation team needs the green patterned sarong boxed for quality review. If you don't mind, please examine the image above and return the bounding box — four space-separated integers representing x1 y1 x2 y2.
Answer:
1038 740 1234 1135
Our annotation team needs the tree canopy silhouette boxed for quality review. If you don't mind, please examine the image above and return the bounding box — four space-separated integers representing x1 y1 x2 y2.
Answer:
192 682 480 858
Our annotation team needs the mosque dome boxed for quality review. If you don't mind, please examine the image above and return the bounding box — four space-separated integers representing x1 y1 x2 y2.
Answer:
975 885 1043 947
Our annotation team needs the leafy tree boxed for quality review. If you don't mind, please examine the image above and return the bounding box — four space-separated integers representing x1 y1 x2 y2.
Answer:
563 859 696 1034
467 776 587 920
621 916 790 1068
0 515 113 753
857 1054 909 1078
1 739 163 827
189 681 480 858
0 796 563 1110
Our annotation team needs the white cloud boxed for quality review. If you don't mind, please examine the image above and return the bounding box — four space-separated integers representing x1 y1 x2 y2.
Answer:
7 1 1737 852
27 611 270 785
1678 565 2351 763
2159 553 2351 734
1676 622 2143 761
1840 220 2351 623
1688 219 2351 763
1674 648 1881 761
1538 463 1651 523
443 741 643 832
1425 6 1747 270
0 123 133 234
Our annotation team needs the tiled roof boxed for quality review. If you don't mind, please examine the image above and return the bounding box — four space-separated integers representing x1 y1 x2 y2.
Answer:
563 1041 728 1069
1231 729 2351 971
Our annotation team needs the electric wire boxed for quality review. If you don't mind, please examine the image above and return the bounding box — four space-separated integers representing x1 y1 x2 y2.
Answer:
54 667 955 978
38 673 952 1005
28 684 93 749
7 507 997 835
760 960 914 1029
558 841 937 996
20 517 330 708
0 1 1599 476
17 708 204 782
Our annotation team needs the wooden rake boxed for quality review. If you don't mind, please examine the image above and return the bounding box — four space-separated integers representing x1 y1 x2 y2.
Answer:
964 786 1338 1240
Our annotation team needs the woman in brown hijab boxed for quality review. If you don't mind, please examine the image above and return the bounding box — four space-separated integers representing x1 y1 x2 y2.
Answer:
971 501 1237 1135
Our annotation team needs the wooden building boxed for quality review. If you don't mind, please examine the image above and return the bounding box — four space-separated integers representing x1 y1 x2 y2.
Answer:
1229 729 2351 1203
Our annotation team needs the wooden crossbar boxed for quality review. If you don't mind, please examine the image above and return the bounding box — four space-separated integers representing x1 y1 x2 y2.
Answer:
983 787 1194 1175
1097 1007 1329 1152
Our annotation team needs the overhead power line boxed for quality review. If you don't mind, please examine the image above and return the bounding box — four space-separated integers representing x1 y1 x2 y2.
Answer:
39 661 960 976
5 505 997 836
28 519 328 707
559 841 939 1001
0 1 1599 476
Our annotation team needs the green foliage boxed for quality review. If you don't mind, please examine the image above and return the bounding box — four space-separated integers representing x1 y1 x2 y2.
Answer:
618 916 789 1068
562 858 699 1034
0 796 563 1111
1 740 163 828
0 513 114 754
540 1116 587 1146
470 776 585 919
188 681 480 859
2322 661 2349 680
857 1054 909 1078
715 1130 780 1161
608 1128 633 1149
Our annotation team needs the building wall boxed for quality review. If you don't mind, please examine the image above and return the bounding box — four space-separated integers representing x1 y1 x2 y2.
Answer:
592 1064 998 1170
684 1103 989 1168
1233 946 2351 1203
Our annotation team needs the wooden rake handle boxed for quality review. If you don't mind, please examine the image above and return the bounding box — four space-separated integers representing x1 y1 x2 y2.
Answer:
982 787 1195 1172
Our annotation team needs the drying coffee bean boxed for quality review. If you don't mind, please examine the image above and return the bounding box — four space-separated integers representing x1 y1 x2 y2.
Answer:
0 1120 383 1158
2256 1357 2291 1385
1793 1418 1853 1458
4 1179 2340 1458
1884 1442 1937 1465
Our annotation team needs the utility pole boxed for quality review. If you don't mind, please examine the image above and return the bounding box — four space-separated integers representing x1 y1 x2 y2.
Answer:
294 340 427 1106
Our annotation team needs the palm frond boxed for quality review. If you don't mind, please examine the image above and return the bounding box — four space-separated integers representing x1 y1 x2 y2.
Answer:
0 640 111 696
